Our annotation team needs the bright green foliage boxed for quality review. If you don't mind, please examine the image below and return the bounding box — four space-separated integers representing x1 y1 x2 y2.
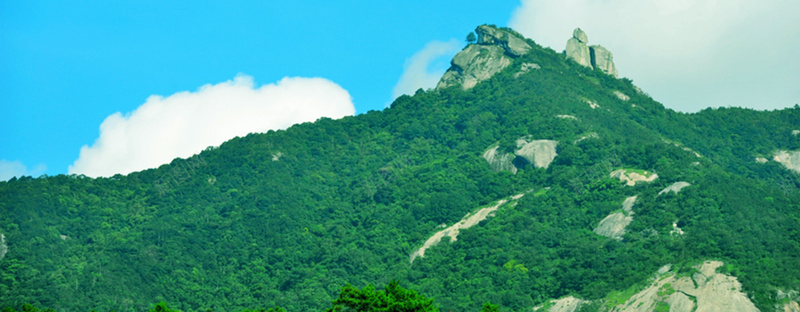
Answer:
480 301 499 312
0 25 799 312
326 280 438 312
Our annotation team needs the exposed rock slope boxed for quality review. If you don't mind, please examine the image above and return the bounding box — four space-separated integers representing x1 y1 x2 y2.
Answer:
658 182 691 195
437 25 531 90
774 150 800 173
611 261 759 312
482 137 558 173
594 196 637 239
514 138 558 169
410 193 526 263
610 169 658 186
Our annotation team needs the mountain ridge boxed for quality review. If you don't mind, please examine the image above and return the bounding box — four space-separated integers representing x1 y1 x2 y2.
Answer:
1 24 799 312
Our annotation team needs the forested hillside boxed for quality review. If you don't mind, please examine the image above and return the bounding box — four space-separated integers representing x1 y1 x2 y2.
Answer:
1 25 799 312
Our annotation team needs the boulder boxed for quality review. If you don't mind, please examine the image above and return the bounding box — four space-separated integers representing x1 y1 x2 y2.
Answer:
514 138 558 169
564 28 619 77
573 28 588 44
482 145 517 174
590 45 619 77
594 196 637 240
566 37 592 68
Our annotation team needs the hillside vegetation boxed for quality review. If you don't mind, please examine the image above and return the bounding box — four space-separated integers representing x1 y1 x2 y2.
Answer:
1 25 799 311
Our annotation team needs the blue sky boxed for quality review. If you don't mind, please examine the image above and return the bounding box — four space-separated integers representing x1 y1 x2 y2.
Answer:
2 1 798 179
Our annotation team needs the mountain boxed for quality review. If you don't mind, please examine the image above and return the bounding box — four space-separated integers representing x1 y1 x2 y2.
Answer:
1 25 799 312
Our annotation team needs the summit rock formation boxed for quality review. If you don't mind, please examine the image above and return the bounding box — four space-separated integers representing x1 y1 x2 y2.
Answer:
565 28 618 77
437 25 531 90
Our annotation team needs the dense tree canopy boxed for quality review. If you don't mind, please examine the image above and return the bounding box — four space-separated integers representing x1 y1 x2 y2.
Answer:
1 29 799 312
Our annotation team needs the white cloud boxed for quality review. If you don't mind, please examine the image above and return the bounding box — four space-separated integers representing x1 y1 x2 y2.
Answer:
0 160 46 181
69 75 355 177
391 39 461 100
509 0 800 112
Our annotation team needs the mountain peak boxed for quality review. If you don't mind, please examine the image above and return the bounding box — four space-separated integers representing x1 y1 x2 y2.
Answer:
436 25 531 90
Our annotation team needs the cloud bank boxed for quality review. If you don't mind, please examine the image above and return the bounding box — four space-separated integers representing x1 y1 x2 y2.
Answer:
0 160 46 181
392 39 461 100
509 0 800 112
69 75 355 177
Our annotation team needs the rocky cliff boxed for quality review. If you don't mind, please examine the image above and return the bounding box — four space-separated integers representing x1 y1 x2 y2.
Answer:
437 25 531 90
565 28 619 77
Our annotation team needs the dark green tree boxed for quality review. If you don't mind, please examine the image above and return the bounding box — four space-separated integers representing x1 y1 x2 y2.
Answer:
325 280 438 312
466 32 477 43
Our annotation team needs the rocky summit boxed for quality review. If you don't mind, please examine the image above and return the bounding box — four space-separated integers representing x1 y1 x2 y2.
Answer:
565 27 618 77
437 25 531 90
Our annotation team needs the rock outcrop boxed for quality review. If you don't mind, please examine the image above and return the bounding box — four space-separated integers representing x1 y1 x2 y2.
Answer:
777 290 800 312
0 234 6 260
475 25 531 56
514 138 558 169
483 137 558 173
482 145 518 174
610 169 658 186
437 25 531 90
533 296 589 312
565 28 619 77
612 260 759 312
774 150 800 173
594 196 637 239
658 182 691 196
410 193 526 263
591 45 618 77
565 28 592 68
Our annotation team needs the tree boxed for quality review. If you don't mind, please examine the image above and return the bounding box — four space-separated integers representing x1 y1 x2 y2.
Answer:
466 32 477 44
325 280 439 312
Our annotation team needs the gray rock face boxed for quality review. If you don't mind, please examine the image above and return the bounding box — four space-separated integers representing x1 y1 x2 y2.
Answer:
0 234 6 260
514 138 558 169
482 145 517 174
437 25 530 90
564 28 619 77
590 45 619 77
658 182 691 195
566 37 592 68
612 261 759 312
573 28 588 44
594 196 637 240
535 296 589 312
774 150 800 173
483 137 558 173
475 25 531 57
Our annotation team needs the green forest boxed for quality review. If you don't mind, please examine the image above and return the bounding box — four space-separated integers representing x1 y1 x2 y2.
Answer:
1 26 799 312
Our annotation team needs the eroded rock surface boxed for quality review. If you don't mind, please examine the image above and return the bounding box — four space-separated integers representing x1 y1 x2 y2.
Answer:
612 260 759 312
514 138 558 169
774 150 800 173
594 196 637 240
566 28 592 68
437 25 531 90
0 234 6 260
534 296 589 312
410 193 526 263
591 45 618 77
658 182 691 196
564 28 619 77
610 169 658 186
482 145 517 174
